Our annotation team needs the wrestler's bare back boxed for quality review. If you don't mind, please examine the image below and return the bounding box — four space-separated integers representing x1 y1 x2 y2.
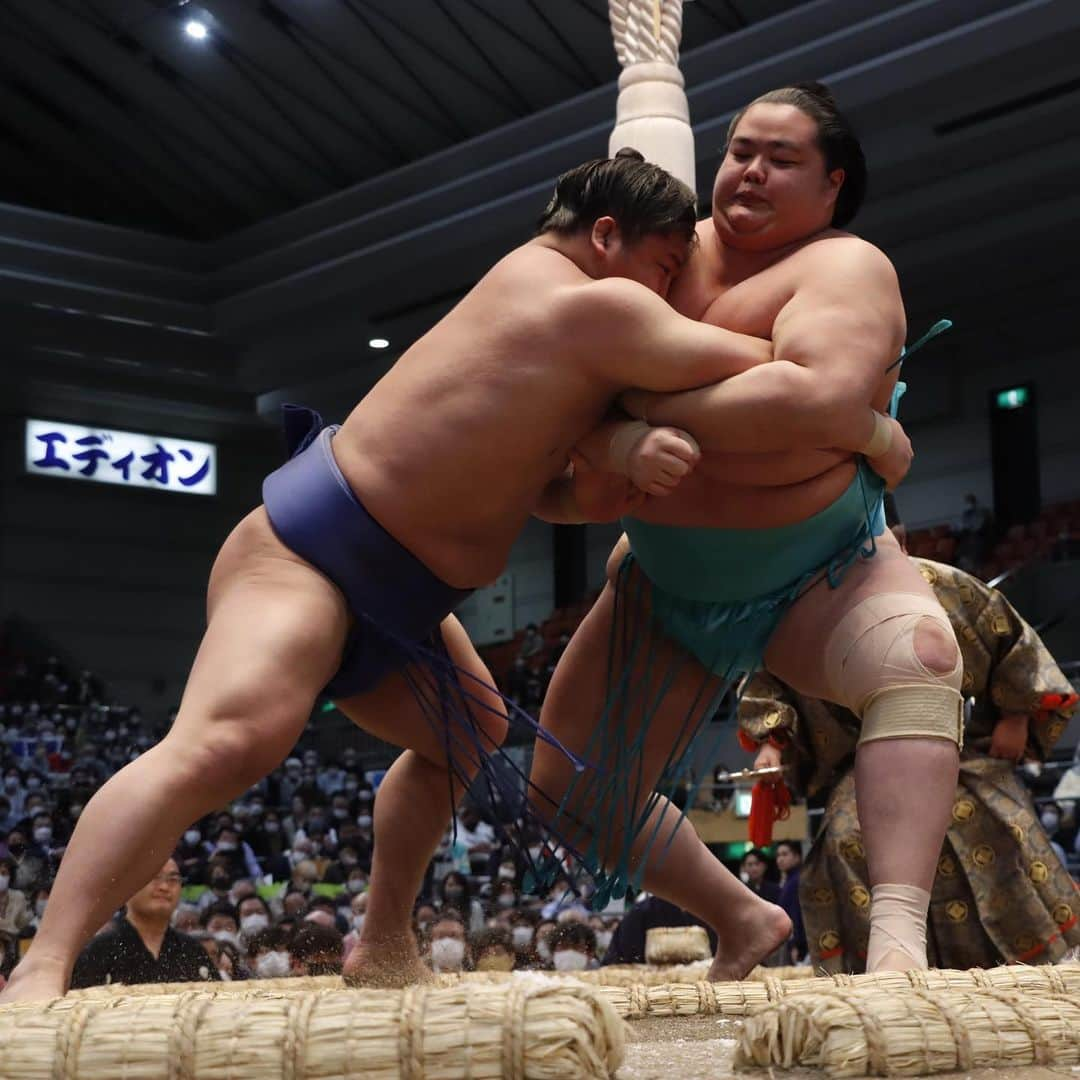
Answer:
632 221 904 529
330 244 650 587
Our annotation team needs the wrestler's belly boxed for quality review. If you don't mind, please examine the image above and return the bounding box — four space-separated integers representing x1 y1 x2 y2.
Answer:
632 458 858 529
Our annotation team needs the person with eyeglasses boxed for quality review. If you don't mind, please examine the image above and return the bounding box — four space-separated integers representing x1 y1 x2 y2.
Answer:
70 857 220 989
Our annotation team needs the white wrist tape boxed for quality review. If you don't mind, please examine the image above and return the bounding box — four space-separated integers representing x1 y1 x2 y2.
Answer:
609 420 651 475
858 412 893 459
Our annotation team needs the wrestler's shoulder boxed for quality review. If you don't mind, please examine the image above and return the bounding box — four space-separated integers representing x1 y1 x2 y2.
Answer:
793 230 898 281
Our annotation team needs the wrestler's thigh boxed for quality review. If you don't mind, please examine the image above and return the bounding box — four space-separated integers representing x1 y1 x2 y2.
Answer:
172 516 350 761
333 615 506 767
533 577 719 810
763 530 939 700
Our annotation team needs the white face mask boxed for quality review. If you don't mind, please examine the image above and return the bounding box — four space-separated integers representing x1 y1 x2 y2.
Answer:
35 899 48 918
255 951 291 978
347 877 366 894
430 937 467 972
0 875 9 892
184 830 201 846
536 939 552 962
553 949 589 972
34 826 52 845
511 926 534 949
1040 811 1060 833
595 930 613 952
213 930 239 947
352 913 366 933
498 865 516 881
357 815 373 829
240 913 269 935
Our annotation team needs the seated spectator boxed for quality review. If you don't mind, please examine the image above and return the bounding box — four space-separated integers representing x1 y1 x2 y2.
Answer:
491 878 519 915
438 870 485 933
0 794 13 837
5 827 47 894
549 922 597 972
517 623 545 664
0 857 30 975
212 937 246 982
775 840 807 964
71 857 219 988
173 903 201 934
281 889 309 921
471 926 517 972
428 910 469 974
176 823 209 885
304 896 343 933
290 923 344 976
237 895 273 944
508 909 539 967
540 875 588 921
228 878 257 909
198 865 235 913
27 885 50 937
533 919 557 969
246 926 293 979
209 825 261 881
741 848 780 903
202 902 240 948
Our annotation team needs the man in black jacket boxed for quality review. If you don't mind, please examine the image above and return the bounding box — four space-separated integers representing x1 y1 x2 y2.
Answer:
71 857 219 988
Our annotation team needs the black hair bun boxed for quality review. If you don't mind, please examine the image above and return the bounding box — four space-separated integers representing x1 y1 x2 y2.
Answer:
791 81 838 108
613 146 646 162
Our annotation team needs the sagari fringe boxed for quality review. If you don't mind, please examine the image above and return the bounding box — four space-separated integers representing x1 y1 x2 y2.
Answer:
0 981 625 1080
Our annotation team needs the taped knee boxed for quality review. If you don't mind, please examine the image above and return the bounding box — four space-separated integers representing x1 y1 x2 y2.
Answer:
824 593 964 748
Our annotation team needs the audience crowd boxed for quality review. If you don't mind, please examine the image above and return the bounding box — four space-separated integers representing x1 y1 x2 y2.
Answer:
2 615 1077 989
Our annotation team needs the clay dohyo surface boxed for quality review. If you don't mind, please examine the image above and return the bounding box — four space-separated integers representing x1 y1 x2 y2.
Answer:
618 1015 1076 1079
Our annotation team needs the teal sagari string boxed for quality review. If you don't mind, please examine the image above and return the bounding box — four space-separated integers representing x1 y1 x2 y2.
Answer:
532 321 953 908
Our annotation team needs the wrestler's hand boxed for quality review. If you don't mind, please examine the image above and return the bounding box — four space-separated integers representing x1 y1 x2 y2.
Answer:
569 452 647 522
865 416 912 491
753 742 783 772
627 427 701 495
989 712 1029 763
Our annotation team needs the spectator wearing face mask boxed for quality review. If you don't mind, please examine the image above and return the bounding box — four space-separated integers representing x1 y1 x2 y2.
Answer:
71 858 219 988
247 812 291 881
26 886 50 937
533 919 557 969
278 758 305 807
428 911 470 974
0 796 14 837
549 922 597 973
507 910 539 966
438 871 484 933
237 895 273 945
491 880 518 916
291 923 344 977
1037 801 1071 867
173 903 201 935
4 828 47 894
247 926 293 979
211 826 262 881
471 926 517 972
176 824 210 885
198 865 235 913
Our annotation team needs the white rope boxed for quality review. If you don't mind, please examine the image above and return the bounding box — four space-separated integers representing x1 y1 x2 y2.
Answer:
609 0 684 67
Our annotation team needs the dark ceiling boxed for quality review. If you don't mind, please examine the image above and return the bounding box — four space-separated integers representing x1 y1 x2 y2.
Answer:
0 0 812 240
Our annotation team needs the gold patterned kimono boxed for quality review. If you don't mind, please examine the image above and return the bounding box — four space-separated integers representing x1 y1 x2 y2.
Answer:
739 558 1079 972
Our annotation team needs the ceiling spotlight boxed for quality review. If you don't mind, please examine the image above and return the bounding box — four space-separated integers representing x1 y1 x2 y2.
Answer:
184 19 208 41
368 338 390 350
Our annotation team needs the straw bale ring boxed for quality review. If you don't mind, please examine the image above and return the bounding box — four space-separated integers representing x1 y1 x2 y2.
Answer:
0 981 626 1080
734 984 1080 1076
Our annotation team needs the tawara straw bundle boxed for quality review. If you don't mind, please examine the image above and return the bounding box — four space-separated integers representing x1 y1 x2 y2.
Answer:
734 986 1080 1076
643 926 711 965
0 981 624 1080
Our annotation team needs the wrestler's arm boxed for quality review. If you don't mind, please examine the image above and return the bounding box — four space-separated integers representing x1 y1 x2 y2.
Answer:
532 464 645 524
620 240 906 452
564 278 773 392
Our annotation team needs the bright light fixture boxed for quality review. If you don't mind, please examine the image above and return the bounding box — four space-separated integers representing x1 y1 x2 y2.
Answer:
185 19 208 40
368 338 390 350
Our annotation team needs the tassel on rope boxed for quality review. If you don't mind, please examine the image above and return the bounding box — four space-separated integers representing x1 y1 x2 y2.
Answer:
748 778 791 848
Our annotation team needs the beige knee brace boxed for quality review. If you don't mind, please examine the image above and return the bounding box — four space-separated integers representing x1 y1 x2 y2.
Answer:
824 593 964 748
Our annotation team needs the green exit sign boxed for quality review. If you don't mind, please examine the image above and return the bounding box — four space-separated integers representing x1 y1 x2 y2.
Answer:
995 386 1029 410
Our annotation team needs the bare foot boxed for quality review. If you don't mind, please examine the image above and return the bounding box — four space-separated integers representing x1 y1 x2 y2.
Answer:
343 935 432 989
708 900 792 982
0 959 68 1006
